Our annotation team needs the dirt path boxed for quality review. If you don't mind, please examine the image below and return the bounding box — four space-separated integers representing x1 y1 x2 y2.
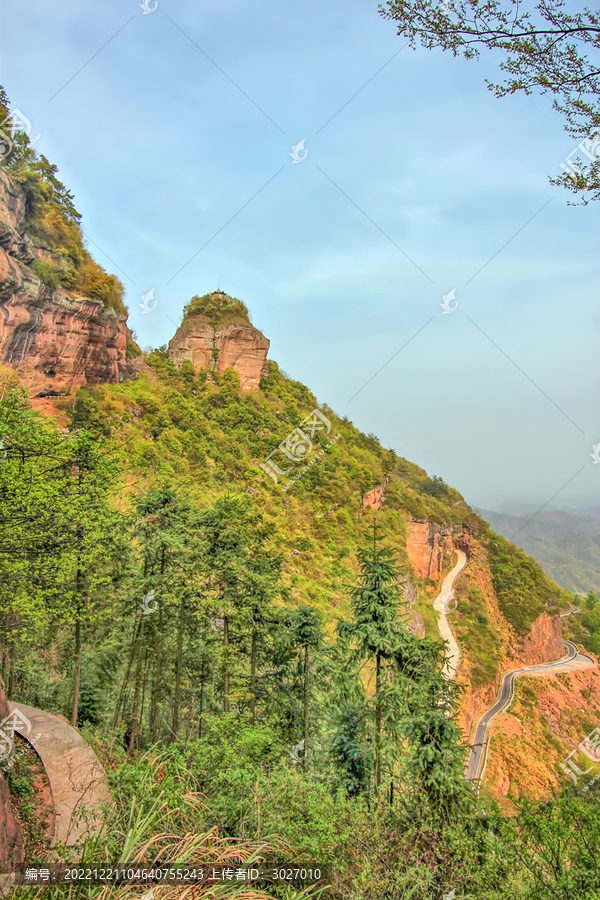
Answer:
432 549 467 679
8 702 112 847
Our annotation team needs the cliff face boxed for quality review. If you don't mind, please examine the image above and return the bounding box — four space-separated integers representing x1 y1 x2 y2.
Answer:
168 315 269 392
359 475 390 515
0 677 24 873
516 612 564 666
0 171 135 395
406 520 454 580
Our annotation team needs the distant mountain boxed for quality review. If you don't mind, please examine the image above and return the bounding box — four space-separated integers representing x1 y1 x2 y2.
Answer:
475 508 600 594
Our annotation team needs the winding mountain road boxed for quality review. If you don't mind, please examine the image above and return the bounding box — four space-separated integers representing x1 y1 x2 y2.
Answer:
465 640 595 781
433 549 467 680
430 555 595 786
560 606 580 617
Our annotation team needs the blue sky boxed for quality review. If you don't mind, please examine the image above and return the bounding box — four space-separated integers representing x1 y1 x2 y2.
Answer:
2 0 599 514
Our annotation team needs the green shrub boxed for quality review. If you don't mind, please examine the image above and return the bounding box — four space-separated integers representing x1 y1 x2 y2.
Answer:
30 258 63 289
182 291 251 326
8 773 33 797
454 585 502 686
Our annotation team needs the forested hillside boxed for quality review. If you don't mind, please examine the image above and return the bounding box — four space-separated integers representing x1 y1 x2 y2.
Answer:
2 343 600 898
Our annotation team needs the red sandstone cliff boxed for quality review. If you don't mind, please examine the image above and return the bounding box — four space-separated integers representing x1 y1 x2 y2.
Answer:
515 611 564 667
0 170 135 396
0 169 271 396
359 475 390 515
406 520 454 580
168 315 269 393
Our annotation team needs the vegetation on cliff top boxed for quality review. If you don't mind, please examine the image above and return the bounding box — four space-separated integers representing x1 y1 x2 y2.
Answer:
182 290 252 327
0 86 126 314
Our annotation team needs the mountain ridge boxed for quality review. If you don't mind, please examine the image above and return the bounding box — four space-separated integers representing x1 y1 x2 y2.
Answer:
476 507 600 594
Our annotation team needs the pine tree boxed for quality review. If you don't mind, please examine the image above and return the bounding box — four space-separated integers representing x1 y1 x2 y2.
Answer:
288 607 323 768
396 635 472 820
196 494 281 716
339 521 408 789
330 706 370 796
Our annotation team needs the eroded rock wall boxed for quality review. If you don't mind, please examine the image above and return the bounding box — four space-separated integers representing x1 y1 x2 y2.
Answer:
0 170 135 395
359 475 390 515
168 316 269 392
406 520 453 580
515 611 564 667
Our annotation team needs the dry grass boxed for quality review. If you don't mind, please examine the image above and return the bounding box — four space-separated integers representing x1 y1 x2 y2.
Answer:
13 797 327 900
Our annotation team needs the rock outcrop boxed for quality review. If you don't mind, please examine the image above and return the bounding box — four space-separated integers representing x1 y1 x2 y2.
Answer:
455 522 474 554
0 677 24 873
515 611 564 667
406 520 454 580
359 475 390 515
168 315 269 392
0 170 135 396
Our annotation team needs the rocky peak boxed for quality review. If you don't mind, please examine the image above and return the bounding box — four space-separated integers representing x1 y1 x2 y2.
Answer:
168 298 269 392
0 168 271 397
